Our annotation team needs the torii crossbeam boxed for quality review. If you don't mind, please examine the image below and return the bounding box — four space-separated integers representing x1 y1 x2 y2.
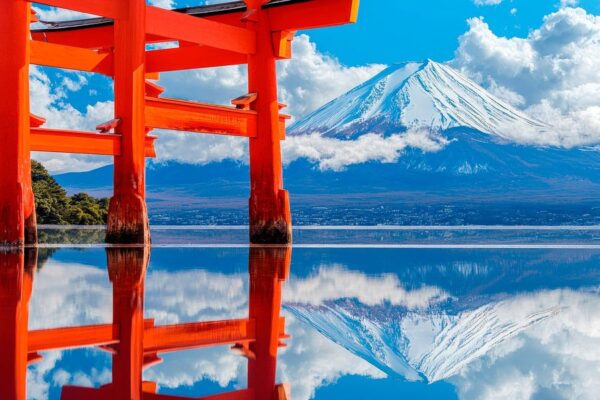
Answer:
0 0 360 246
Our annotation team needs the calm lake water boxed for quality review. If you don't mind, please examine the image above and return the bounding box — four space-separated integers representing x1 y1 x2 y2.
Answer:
4 227 600 399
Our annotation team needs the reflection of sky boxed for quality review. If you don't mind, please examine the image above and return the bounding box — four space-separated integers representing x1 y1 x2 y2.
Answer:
25 248 600 400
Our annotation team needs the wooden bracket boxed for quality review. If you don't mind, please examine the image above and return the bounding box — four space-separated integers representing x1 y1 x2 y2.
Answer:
27 352 43 365
272 30 295 59
30 113 46 128
231 93 258 110
96 118 121 133
231 342 256 359
145 80 165 98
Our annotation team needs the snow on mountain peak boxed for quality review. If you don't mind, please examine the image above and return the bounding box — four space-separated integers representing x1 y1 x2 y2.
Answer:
289 60 545 138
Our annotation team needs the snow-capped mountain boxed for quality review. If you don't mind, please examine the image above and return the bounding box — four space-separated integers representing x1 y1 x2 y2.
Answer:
289 60 546 138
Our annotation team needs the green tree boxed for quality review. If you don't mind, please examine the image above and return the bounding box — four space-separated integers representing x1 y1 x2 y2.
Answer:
31 160 109 225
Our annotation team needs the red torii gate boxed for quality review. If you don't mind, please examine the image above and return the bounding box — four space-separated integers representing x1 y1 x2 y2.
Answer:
0 246 292 400
0 0 360 246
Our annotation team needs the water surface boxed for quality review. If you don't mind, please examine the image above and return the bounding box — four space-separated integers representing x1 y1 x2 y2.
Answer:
3 228 600 399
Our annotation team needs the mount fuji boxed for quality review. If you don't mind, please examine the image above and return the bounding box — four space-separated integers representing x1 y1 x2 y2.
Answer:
289 60 546 138
55 60 600 225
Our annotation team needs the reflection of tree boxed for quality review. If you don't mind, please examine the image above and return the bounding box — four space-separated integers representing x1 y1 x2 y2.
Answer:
37 228 106 245
36 248 56 270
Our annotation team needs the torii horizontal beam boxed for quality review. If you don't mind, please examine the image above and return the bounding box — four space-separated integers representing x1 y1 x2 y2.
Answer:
146 6 255 54
30 128 157 157
145 96 288 138
30 0 359 50
30 41 113 75
61 386 254 400
27 317 287 354
145 97 257 137
146 45 247 73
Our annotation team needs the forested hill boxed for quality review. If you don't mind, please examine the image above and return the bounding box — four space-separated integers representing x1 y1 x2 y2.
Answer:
32 161 108 225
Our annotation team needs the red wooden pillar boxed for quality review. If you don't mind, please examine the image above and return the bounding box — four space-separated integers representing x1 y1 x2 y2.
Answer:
0 249 36 400
247 246 291 400
0 1 37 246
245 0 292 244
107 248 149 400
107 0 150 244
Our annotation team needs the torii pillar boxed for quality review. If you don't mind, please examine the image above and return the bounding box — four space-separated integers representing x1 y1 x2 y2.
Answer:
248 246 291 400
245 0 292 244
0 249 36 400
107 248 149 400
0 0 37 247
106 0 150 244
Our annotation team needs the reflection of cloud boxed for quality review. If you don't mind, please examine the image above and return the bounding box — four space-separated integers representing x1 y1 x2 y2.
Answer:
29 260 112 329
285 265 448 308
143 346 245 389
451 289 600 400
145 270 248 323
28 351 63 400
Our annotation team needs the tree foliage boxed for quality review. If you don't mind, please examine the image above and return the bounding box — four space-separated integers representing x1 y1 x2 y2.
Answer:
32 161 109 225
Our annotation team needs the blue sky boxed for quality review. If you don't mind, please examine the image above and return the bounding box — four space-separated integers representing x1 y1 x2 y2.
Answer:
308 0 600 65
31 0 600 173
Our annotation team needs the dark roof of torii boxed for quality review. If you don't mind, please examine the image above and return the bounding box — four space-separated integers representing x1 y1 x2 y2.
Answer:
32 0 310 32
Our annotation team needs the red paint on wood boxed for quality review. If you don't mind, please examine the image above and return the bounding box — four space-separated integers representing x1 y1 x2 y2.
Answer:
107 0 150 244
0 250 36 400
0 1 36 246
247 245 291 400
246 1 292 244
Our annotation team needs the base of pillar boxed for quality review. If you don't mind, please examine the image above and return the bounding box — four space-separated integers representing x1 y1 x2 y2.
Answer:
106 194 150 245
250 220 292 244
25 210 37 246
249 190 292 245
0 184 37 248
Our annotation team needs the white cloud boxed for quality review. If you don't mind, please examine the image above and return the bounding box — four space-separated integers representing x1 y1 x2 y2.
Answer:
33 6 96 22
154 128 449 171
282 129 449 171
29 66 114 173
452 8 600 147
473 0 503 5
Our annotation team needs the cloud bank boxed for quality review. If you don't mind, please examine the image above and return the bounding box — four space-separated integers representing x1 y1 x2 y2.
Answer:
452 7 600 147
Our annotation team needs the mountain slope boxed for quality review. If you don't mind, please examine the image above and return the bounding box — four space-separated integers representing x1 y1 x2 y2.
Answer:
290 60 545 138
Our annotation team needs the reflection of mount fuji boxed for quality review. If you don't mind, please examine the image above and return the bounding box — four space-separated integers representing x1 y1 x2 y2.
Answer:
284 250 600 383
286 297 560 383
55 61 600 224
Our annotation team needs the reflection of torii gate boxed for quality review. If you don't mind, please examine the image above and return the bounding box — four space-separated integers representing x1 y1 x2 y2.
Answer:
0 246 292 400
0 0 359 246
